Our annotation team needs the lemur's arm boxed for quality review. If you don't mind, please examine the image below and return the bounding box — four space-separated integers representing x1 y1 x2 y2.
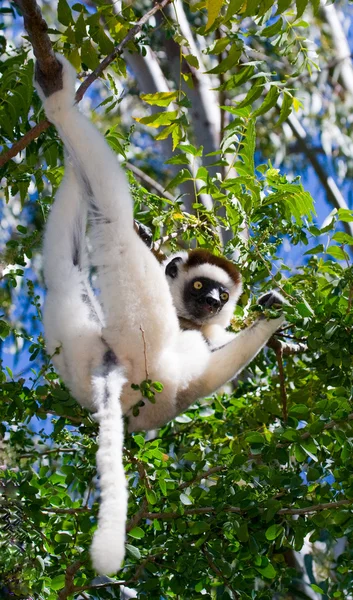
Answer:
176 294 285 412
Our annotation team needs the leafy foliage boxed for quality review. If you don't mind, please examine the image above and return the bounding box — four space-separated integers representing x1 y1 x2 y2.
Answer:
1 0 353 599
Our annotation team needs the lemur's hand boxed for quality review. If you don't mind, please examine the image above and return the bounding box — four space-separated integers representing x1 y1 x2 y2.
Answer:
34 55 77 123
257 291 287 323
258 291 285 310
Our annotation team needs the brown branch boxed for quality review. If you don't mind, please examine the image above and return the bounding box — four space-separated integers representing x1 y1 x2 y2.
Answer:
203 547 239 599
13 0 61 89
41 409 83 424
0 119 51 169
267 335 307 356
275 412 353 449
278 499 353 515
126 498 148 532
43 507 91 515
57 560 84 600
299 412 353 441
274 341 288 422
20 447 77 459
0 0 173 168
142 498 353 520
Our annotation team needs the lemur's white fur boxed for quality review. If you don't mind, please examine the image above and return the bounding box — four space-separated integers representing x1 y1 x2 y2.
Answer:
36 56 285 576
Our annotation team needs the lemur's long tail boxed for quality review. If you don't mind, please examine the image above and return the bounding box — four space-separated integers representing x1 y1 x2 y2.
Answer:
90 357 128 575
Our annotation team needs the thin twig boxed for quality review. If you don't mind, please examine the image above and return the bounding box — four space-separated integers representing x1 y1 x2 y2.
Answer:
179 465 224 490
126 161 175 201
275 343 288 422
139 325 149 380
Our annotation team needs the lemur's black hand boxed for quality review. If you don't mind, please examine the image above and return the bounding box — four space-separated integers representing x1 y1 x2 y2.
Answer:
258 291 285 312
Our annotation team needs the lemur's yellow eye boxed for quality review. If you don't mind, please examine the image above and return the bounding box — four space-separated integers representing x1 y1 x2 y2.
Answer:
193 281 203 290
221 292 229 302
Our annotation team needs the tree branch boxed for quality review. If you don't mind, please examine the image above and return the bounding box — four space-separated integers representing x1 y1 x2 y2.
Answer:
203 547 239 599
0 0 173 168
142 498 353 520
13 0 62 92
267 335 308 356
57 560 84 600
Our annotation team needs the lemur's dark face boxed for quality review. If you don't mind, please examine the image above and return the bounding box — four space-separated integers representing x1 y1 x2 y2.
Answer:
183 277 230 322
165 252 240 327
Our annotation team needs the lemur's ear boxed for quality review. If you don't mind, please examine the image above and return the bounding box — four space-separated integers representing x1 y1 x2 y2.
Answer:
165 256 183 279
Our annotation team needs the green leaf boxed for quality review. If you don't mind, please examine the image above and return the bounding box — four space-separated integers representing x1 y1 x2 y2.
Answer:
338 208 353 222
256 563 277 579
189 522 210 534
296 300 314 317
245 432 264 444
326 245 349 260
205 0 223 29
262 18 283 37
239 117 255 174
332 231 353 245
140 92 179 107
180 493 193 505
296 0 309 18
253 85 280 117
304 244 324 255
236 77 266 109
134 111 178 128
58 0 72 25
96 26 114 54
128 526 145 539
184 54 200 69
126 544 141 560
294 444 307 462
311 584 324 593
51 575 66 591
133 434 145 448
146 489 157 505
277 92 293 125
276 0 292 14
75 11 86 43
81 39 99 70
265 524 284 541
237 523 249 542
165 168 192 191
289 404 310 419
207 45 242 74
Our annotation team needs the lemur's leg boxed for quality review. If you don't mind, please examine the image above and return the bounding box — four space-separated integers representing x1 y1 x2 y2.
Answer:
43 157 106 410
36 56 180 369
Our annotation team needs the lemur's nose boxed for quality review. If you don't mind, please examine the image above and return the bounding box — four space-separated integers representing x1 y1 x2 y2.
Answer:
205 295 220 309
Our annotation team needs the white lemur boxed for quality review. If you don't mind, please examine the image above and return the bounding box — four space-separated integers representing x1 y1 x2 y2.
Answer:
35 56 285 576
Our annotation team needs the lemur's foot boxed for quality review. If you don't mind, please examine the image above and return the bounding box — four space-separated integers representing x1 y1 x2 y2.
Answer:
34 54 77 121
